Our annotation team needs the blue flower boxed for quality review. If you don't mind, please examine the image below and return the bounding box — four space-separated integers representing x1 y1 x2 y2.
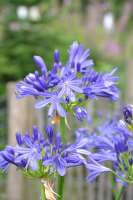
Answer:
14 137 42 171
114 119 132 138
95 135 115 151
86 157 111 185
58 74 83 102
83 68 119 101
42 154 67 176
90 149 116 164
35 91 67 117
0 153 11 173
68 41 94 72
74 107 87 121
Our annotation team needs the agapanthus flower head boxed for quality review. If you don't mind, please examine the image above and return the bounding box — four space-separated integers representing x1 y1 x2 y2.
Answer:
0 125 91 179
15 41 119 121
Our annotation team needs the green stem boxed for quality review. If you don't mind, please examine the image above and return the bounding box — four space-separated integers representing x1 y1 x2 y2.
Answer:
106 162 117 199
40 179 46 200
116 185 125 200
57 117 66 200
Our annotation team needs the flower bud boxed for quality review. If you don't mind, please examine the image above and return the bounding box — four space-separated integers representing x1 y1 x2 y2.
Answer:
56 133 61 149
76 62 81 72
65 142 70 149
59 142 63 149
38 132 42 145
25 131 30 138
35 71 39 81
58 62 62 70
124 165 128 171
33 125 38 140
47 153 52 159
54 49 59 63
129 157 133 166
52 145 56 155
16 132 22 146
48 71 52 77
53 63 57 74
85 94 89 100
46 124 54 144
58 148 62 154
78 97 82 104
33 55 47 71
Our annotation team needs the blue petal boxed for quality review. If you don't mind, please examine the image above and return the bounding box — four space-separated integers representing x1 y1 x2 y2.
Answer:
30 157 38 171
35 153 42 160
56 101 66 117
48 98 57 117
59 157 67 166
23 137 33 148
42 159 54 166
57 160 66 176
35 98 52 109
69 84 83 93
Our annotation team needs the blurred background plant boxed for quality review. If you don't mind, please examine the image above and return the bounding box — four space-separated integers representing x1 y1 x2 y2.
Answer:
1 0 133 200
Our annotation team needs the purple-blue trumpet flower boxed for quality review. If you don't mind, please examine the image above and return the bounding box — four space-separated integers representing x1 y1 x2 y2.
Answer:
95 135 115 151
85 157 111 185
90 149 116 164
42 154 67 176
35 91 67 117
14 137 42 171
114 119 132 138
58 74 83 102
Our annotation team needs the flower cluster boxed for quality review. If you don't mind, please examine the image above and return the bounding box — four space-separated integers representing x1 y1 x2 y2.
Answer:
0 124 91 178
84 112 133 186
15 41 119 121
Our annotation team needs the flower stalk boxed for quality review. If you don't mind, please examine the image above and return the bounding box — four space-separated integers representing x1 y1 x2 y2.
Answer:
40 179 46 200
116 185 125 200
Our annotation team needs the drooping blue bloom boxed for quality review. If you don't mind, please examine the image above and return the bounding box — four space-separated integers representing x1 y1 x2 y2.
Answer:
123 104 133 124
114 119 132 138
14 137 42 171
58 74 83 102
90 149 116 163
74 107 87 121
95 135 115 151
35 91 67 117
85 157 111 185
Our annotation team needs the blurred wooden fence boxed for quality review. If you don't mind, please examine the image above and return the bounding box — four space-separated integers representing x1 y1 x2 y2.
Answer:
2 81 133 200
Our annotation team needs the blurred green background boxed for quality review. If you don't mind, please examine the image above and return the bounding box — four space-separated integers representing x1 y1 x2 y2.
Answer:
0 0 133 200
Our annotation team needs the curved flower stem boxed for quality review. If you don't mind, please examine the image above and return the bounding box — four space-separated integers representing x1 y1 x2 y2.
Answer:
106 162 117 199
116 185 125 200
57 117 66 200
40 179 46 200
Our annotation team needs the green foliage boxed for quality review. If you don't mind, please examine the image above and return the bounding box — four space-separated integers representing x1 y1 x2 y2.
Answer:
0 1 84 94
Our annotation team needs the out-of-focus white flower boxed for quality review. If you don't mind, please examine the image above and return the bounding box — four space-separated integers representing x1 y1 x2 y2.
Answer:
16 6 28 20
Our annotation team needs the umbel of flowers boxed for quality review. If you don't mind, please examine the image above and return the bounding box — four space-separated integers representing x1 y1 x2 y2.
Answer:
74 105 133 200
15 41 119 121
0 41 120 200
